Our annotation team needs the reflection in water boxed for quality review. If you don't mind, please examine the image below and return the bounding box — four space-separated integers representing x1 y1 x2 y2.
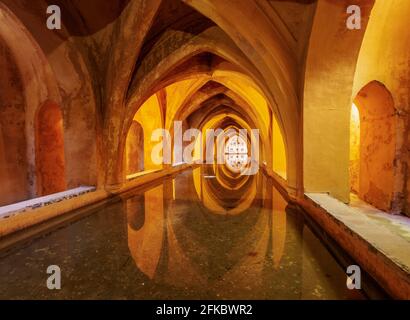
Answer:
128 187 164 280
225 154 249 172
125 166 363 299
0 165 364 300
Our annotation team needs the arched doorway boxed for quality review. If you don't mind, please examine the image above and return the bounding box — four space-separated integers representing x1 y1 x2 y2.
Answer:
35 101 67 196
126 120 144 176
127 94 164 174
350 81 397 212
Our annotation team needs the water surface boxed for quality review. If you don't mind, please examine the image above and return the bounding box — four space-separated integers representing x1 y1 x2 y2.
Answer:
0 167 364 300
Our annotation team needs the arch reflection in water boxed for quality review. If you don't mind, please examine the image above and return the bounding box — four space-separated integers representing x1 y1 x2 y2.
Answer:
0 166 365 300
225 154 248 172
125 166 363 299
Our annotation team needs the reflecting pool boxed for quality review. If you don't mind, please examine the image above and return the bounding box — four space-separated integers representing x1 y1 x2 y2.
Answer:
0 166 364 300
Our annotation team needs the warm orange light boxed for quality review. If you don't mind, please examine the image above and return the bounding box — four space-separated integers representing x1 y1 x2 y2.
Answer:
349 103 360 194
272 115 287 180
134 94 164 170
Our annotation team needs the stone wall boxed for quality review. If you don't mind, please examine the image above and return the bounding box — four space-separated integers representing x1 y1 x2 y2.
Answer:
0 40 29 206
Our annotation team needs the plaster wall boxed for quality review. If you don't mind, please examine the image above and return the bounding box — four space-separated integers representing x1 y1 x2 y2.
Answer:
35 102 67 196
273 115 287 180
304 0 373 203
0 41 29 206
352 0 410 216
126 121 144 175
354 82 396 212
134 95 164 170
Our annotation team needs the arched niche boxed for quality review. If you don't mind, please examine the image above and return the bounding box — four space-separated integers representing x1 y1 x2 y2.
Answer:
126 120 144 176
35 101 67 196
133 94 164 171
351 81 397 212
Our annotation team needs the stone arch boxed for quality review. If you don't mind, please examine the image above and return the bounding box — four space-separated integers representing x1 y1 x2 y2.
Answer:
194 110 265 172
1 2 100 192
105 3 303 195
182 0 302 194
0 3 62 198
303 0 375 202
107 26 298 189
125 58 289 184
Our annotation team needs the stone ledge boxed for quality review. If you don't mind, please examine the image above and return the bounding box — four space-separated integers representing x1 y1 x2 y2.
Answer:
0 163 196 241
0 187 96 220
300 193 410 300
262 166 410 299
0 189 109 239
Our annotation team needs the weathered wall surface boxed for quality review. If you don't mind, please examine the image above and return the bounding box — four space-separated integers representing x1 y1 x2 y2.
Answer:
126 121 144 175
303 0 374 203
0 1 101 195
1 0 408 219
354 82 396 212
134 95 164 170
36 102 67 196
352 0 410 216
0 40 29 206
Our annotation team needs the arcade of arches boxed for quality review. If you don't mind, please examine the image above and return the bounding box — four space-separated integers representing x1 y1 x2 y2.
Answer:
1 0 410 299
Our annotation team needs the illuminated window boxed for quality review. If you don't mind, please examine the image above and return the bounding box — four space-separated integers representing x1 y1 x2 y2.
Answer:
224 134 248 172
